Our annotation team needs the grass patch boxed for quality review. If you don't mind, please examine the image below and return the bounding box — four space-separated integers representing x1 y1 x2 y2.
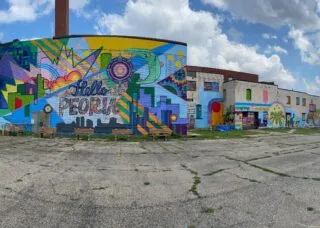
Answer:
294 128 320 135
261 128 290 133
187 129 261 140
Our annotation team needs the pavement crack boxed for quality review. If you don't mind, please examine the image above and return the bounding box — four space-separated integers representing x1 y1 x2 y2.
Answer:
181 164 201 198
223 155 320 182
246 155 272 162
228 172 262 184
203 169 227 176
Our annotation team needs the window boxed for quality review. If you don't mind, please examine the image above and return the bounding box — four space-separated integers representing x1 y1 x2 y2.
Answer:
296 97 300 105
187 81 197 91
187 71 196 77
302 113 306 121
286 96 291 104
246 89 252 101
302 98 306 107
196 104 202 119
204 82 219 91
223 89 227 101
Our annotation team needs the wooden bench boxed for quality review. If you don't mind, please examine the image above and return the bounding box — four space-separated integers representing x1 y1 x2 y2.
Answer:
112 129 133 141
8 125 24 136
39 127 56 138
74 128 94 140
149 128 171 141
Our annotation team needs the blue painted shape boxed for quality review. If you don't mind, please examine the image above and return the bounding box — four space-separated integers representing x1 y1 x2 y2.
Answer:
235 102 271 107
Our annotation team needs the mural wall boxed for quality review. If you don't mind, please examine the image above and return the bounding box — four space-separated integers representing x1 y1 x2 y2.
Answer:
0 36 188 135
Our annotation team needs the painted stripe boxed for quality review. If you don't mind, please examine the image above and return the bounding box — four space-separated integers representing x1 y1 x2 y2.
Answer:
42 39 60 55
122 93 132 102
146 121 156 130
137 124 148 136
32 40 56 61
119 111 130 123
117 99 129 111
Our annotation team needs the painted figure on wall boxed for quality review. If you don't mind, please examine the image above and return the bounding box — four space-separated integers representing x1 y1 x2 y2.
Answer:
268 102 285 128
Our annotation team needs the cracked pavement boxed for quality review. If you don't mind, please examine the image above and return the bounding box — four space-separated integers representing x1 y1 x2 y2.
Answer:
0 133 320 228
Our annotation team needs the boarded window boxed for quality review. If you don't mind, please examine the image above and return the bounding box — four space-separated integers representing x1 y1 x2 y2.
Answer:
196 104 202 119
296 97 300 105
246 89 252 101
302 98 306 106
204 82 219 91
187 81 197 91
286 96 291 104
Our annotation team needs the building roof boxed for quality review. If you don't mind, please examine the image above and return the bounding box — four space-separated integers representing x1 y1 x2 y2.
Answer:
186 65 259 83
0 35 187 46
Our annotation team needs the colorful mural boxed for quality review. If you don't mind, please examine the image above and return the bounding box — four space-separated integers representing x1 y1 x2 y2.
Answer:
0 36 188 135
268 102 285 128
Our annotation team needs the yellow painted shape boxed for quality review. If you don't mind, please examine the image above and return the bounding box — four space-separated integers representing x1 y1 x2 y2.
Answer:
86 37 166 51
146 121 156 130
211 103 224 126
137 124 148 136
119 111 130 123
178 51 184 58
117 99 129 111
1 80 24 102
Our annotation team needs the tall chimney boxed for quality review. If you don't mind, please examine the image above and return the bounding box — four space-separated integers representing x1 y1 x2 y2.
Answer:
55 0 69 38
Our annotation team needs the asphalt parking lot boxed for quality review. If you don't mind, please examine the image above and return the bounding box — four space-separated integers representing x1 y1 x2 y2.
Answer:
0 133 320 228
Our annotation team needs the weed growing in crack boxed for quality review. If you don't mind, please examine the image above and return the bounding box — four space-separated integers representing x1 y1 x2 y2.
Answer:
201 207 215 213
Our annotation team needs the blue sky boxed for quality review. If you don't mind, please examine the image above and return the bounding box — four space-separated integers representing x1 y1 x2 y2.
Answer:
0 0 319 95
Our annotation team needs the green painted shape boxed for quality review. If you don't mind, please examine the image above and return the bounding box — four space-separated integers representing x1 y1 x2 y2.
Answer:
8 93 34 111
0 109 10 117
166 98 171 104
19 95 34 106
163 85 178 95
100 52 112 69
102 72 116 88
37 74 45 98
24 105 30 117
8 93 17 111
127 74 141 99
126 48 161 85
17 84 26 94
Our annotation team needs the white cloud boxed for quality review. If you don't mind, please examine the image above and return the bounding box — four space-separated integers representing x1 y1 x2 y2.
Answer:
262 33 277 40
288 27 320 65
95 0 296 88
227 27 243 42
302 77 320 95
274 46 288 55
265 45 288 55
202 0 320 31
0 0 91 24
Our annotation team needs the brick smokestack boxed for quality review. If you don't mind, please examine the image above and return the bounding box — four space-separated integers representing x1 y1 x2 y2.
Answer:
55 0 69 37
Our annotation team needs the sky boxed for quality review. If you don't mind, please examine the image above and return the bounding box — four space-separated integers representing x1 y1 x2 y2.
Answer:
0 0 320 95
